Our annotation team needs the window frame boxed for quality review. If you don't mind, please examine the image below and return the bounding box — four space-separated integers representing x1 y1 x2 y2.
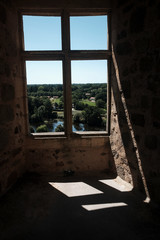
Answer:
19 9 111 138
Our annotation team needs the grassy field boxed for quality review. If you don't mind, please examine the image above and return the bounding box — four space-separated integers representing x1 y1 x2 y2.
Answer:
81 99 96 107
52 98 61 104
72 109 82 116
57 111 64 118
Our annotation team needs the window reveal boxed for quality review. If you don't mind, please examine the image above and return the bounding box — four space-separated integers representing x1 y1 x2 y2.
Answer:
21 10 111 136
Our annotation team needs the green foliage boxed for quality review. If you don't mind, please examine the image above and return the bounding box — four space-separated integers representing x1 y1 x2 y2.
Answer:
74 101 86 110
96 99 105 109
82 99 96 107
27 83 107 129
28 96 56 125
36 124 48 132
55 124 64 132
27 84 63 98
52 112 58 118
73 113 83 123
95 92 107 102
43 98 53 119
82 106 103 127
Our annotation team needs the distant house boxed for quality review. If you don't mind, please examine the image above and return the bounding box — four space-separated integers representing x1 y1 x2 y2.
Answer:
90 97 95 102
85 93 91 96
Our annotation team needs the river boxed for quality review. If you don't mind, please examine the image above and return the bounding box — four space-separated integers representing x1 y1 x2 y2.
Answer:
31 119 106 132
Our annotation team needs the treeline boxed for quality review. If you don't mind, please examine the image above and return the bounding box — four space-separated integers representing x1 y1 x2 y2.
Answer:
27 83 107 100
27 84 63 97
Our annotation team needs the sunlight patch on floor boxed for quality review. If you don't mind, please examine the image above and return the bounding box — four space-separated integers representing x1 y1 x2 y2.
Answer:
99 177 133 192
82 202 128 211
49 182 103 197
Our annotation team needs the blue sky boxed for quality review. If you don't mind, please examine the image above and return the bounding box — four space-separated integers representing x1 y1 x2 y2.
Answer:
23 15 108 84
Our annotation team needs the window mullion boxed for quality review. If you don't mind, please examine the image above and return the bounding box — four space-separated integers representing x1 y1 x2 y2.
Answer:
69 50 111 60
62 11 72 137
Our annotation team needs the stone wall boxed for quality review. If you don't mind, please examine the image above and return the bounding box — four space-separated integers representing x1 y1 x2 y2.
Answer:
0 0 26 196
25 136 115 174
0 0 114 196
110 0 160 201
14 0 111 9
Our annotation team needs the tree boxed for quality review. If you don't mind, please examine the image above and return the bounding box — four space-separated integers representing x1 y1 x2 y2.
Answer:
55 124 64 132
73 113 82 123
44 98 53 119
30 113 41 123
52 111 58 118
82 106 102 127
37 105 45 121
95 92 107 102
36 124 48 132
54 102 59 109
74 101 85 110
96 99 106 109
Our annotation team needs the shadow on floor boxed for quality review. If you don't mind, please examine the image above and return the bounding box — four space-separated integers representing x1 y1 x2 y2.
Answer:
0 172 160 240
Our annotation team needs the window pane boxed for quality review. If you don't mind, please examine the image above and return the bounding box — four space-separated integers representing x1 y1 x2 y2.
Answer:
70 16 107 50
71 60 107 132
26 61 64 133
23 16 62 50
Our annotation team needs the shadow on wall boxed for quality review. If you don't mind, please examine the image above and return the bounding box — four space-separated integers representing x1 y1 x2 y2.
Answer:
110 45 150 202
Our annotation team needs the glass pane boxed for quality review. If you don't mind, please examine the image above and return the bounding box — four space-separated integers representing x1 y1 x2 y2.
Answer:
71 60 107 132
70 15 107 50
26 61 64 133
23 16 62 50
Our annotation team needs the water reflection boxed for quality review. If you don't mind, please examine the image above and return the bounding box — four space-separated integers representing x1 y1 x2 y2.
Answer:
31 119 106 133
73 123 84 131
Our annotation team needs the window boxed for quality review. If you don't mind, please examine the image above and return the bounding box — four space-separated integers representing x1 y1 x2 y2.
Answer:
20 10 111 137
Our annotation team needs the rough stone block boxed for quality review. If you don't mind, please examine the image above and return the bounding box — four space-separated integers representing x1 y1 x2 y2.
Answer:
0 58 5 74
7 171 18 188
141 95 149 109
145 135 157 150
122 67 129 77
131 113 145 127
122 132 131 148
0 104 14 123
0 5 6 24
123 3 134 14
147 75 160 94
139 57 153 72
121 80 131 99
130 7 146 33
5 63 11 77
117 0 128 7
1 83 15 101
152 97 160 121
116 41 132 55
117 30 127 40
0 128 9 150
12 147 22 157
134 38 149 54
153 121 160 129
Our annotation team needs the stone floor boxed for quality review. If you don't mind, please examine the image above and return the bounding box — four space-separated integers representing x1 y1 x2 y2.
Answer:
0 172 160 240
